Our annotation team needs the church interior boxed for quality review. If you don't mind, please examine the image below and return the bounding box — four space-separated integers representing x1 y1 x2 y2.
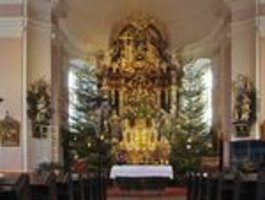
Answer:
1 0 265 200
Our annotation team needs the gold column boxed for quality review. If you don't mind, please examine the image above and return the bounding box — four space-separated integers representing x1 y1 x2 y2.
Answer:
111 89 115 107
157 90 161 109
171 85 177 114
165 88 168 111
120 88 124 115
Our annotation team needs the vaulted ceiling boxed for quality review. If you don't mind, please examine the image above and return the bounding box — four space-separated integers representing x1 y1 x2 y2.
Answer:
26 0 230 53
56 0 228 52
53 0 229 53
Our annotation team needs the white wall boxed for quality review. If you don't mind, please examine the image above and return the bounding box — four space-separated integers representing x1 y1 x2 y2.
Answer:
0 38 23 171
27 24 51 83
231 20 256 80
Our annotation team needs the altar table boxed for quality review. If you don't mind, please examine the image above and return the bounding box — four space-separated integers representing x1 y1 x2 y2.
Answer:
110 165 174 179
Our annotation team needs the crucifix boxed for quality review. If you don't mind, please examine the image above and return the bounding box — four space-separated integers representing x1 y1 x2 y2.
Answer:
119 32 134 63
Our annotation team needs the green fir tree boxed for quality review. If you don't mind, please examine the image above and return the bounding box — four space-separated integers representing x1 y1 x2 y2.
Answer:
170 61 212 176
68 63 112 172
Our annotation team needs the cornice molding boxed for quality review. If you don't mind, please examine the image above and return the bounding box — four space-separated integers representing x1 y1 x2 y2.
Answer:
231 18 256 30
0 0 22 4
225 0 256 23
28 0 52 22
51 0 67 19
0 4 22 17
257 16 265 37
232 7 255 22
258 3 265 16
255 2 265 37
0 17 25 38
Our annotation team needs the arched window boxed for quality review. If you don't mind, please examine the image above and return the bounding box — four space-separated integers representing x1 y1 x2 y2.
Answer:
68 58 97 125
180 58 213 133
194 58 213 128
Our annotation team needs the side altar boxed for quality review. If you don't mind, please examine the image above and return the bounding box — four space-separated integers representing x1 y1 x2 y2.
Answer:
99 16 182 165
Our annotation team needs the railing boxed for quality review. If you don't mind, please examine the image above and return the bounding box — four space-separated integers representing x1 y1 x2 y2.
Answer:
230 140 265 170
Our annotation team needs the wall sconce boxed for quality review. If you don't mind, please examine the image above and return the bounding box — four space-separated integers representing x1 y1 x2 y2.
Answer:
0 98 3 103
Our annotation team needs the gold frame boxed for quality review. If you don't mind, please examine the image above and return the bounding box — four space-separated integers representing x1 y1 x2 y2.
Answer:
0 113 20 147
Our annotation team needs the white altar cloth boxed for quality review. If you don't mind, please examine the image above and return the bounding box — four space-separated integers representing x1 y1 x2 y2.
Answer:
110 165 174 179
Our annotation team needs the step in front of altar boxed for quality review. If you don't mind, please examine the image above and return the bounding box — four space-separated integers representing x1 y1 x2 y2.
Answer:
107 186 187 197
114 177 171 191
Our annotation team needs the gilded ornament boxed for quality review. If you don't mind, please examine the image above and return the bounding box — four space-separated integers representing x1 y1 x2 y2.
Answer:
100 16 182 164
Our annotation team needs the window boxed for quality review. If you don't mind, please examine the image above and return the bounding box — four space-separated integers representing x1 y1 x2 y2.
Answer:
68 58 97 125
193 58 213 127
181 58 213 132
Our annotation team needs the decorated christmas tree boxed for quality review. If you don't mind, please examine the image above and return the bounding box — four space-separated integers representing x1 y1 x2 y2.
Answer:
68 63 112 172
170 61 212 175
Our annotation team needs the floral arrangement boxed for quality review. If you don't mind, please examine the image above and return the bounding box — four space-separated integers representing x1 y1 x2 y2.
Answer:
36 162 63 175
233 75 256 128
27 79 53 138
71 158 87 173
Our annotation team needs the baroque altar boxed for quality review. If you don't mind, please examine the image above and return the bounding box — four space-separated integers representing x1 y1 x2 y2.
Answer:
99 16 182 164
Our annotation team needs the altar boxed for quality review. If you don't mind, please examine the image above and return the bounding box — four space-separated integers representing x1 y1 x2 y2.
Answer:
110 165 174 179
110 165 174 190
99 16 181 166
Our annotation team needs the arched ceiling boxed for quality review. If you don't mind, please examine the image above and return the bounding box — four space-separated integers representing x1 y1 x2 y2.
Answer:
57 0 228 53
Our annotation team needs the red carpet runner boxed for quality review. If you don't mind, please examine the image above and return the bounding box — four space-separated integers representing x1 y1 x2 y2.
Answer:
107 187 187 197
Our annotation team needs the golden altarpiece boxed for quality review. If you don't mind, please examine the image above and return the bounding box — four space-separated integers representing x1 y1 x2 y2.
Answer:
99 17 182 164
